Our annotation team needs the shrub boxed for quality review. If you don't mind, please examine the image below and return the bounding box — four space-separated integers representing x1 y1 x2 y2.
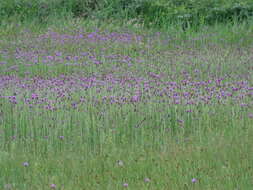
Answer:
0 0 252 28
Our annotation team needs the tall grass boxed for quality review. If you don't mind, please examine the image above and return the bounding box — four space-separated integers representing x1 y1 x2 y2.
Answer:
0 1 253 189
0 17 253 189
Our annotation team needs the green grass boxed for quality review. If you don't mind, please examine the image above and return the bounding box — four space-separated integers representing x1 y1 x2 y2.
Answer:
1 103 253 189
0 18 253 189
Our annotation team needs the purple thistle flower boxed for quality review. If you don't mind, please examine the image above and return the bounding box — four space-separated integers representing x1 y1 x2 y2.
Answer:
240 103 247 107
31 93 38 100
123 183 128 188
94 60 102 65
55 51 62 57
66 55 71 61
248 113 253 119
144 177 151 182
191 178 197 183
81 52 89 56
8 96 17 104
23 162 29 167
177 119 184 124
59 136 64 140
131 95 140 102
50 184 56 189
71 102 77 109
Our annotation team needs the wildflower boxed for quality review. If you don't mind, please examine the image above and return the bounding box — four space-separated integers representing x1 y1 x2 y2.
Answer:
177 119 184 124
59 136 64 140
71 102 77 109
31 93 38 100
144 177 151 183
131 95 139 102
240 103 247 107
50 184 56 189
94 60 102 65
8 96 17 104
191 178 197 183
23 162 29 167
123 183 128 187
55 51 62 57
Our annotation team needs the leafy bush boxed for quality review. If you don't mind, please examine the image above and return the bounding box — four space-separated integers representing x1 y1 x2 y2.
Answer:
118 0 253 28
0 0 252 28
0 0 99 23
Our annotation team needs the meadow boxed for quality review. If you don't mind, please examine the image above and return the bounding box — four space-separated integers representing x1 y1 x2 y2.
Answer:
0 17 253 189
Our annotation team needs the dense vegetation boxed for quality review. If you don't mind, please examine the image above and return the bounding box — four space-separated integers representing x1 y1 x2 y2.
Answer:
0 1 253 190
1 0 253 28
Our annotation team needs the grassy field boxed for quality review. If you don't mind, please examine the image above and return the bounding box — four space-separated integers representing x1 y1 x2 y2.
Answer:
0 19 253 189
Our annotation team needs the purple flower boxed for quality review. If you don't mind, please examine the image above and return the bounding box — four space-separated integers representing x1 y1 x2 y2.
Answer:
23 162 29 167
131 95 140 102
50 184 56 189
123 183 128 187
71 102 77 109
191 178 197 183
8 96 17 104
177 119 184 124
81 52 89 56
31 93 38 100
248 113 253 119
144 177 151 182
66 56 72 61
94 60 102 65
47 55 54 61
59 136 64 139
55 51 62 56
240 103 247 107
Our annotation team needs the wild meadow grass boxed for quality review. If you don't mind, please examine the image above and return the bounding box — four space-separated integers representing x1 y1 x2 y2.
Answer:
0 19 253 189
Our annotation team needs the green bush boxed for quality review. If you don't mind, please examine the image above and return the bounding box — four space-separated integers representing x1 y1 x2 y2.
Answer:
0 0 64 23
0 0 99 23
0 0 252 28
117 0 253 28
